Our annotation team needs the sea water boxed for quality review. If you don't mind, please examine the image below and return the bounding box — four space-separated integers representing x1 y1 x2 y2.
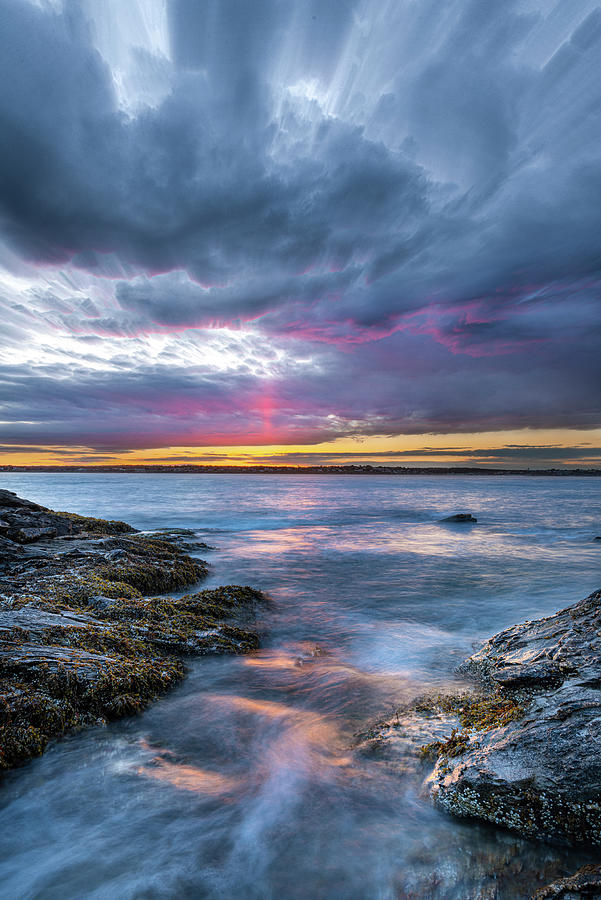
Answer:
0 473 599 898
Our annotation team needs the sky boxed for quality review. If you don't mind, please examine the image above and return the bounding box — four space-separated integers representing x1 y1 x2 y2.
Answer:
0 0 600 468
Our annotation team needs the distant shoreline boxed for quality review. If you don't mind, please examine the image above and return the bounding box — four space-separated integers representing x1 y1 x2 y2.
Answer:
1 464 600 476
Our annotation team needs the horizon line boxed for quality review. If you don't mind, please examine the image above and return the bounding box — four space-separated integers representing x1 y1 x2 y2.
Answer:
2 463 601 475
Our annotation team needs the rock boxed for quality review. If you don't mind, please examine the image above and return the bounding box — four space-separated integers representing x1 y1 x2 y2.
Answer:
146 529 215 552
533 864 601 898
20 547 51 560
9 526 57 544
424 589 601 845
0 491 266 772
0 604 98 636
85 594 119 612
152 528 197 537
57 548 86 559
0 536 24 569
440 513 478 523
488 661 564 689
0 490 45 511
104 548 127 561
594 536 601 542
361 587 601 846
0 490 133 543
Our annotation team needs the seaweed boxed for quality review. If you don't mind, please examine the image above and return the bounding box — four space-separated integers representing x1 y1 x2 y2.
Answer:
52 510 135 535
418 691 525 760
0 494 266 771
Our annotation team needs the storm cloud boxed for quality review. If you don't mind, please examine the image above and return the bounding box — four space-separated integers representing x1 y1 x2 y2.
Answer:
0 0 600 457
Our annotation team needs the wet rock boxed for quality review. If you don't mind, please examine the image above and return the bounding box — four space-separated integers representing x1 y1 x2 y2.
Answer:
0 536 24 570
0 490 44 510
362 587 601 846
440 513 478 523
488 661 564 689
0 604 98 636
85 594 119 612
153 528 197 537
57 548 86 559
146 529 215 551
425 588 601 846
533 864 601 898
20 547 51 560
105 548 127 561
0 491 266 771
9 526 58 544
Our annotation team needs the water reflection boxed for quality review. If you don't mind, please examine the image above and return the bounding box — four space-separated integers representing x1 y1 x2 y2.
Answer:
138 751 242 798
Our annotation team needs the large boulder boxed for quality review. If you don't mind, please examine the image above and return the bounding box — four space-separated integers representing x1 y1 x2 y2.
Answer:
358 587 601 846
426 588 601 845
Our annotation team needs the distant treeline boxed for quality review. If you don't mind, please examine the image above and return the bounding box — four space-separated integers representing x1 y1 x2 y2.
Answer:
1 465 600 476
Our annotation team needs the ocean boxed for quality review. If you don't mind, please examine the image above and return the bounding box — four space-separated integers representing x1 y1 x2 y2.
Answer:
0 473 599 898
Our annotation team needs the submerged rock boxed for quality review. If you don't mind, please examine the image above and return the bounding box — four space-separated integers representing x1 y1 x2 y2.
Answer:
359 587 601 847
0 491 266 771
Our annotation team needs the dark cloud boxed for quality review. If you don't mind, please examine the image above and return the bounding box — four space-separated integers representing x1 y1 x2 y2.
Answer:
0 0 426 290
139 447 601 464
114 268 359 329
0 0 600 451
0 445 79 455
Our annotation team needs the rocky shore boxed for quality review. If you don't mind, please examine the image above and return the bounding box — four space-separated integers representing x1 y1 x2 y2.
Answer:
0 489 265 771
358 586 601 896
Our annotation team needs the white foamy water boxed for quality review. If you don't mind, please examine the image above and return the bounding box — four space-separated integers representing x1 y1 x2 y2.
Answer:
0 473 599 898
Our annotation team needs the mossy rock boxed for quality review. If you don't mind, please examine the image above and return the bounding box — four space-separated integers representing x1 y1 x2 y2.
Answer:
98 559 206 593
41 573 142 607
0 492 267 772
52 511 135 534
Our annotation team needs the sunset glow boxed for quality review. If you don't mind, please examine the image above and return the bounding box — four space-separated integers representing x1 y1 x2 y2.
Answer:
2 428 600 468
0 0 600 466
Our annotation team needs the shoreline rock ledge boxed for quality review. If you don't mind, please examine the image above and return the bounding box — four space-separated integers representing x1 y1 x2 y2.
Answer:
0 489 266 771
359 586 601 849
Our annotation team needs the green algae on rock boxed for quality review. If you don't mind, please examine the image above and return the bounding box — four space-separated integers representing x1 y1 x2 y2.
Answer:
0 490 266 771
